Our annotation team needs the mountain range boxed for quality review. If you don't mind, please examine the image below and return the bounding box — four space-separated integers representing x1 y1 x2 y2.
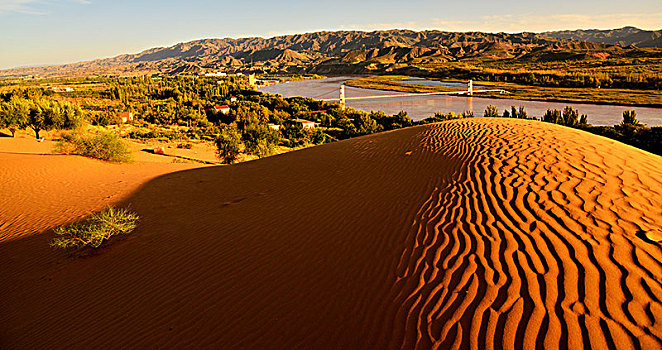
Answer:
544 26 661 48
1 27 660 78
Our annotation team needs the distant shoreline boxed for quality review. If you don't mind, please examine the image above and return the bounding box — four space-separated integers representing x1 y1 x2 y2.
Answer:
344 75 662 108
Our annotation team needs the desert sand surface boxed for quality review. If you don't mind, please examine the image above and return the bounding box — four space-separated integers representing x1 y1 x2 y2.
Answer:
1 118 661 349
0 133 205 241
0 130 222 164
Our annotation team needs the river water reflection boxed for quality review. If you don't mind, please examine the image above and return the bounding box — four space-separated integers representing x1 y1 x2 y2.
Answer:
259 76 662 126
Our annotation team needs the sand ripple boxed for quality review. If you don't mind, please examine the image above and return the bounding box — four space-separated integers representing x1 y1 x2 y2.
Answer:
1 119 661 349
393 119 662 349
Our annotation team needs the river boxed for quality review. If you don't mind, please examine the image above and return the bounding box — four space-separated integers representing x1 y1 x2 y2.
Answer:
259 76 662 127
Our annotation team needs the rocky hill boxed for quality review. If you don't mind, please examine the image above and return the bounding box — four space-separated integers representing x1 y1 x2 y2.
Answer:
1 29 658 78
544 26 661 48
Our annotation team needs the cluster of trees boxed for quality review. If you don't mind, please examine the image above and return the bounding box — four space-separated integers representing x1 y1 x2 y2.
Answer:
418 110 474 124
214 124 281 163
582 111 661 155
99 76 247 126
74 75 414 144
4 75 659 161
480 105 534 119
534 107 662 155
434 65 662 90
0 77 419 161
541 106 589 127
212 92 415 154
212 97 416 163
0 89 84 138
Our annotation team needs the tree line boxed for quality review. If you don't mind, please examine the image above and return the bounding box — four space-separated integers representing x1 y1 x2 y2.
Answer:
433 65 662 90
473 104 662 156
0 90 84 138
1 76 660 160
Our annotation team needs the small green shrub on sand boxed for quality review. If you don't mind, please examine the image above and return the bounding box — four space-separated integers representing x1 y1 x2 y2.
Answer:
51 207 139 249
56 131 132 162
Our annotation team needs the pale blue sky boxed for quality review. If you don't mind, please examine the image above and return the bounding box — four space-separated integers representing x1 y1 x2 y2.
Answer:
1 0 661 69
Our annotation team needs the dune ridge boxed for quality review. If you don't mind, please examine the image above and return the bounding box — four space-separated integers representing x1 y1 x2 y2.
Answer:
1 118 661 349
390 120 662 349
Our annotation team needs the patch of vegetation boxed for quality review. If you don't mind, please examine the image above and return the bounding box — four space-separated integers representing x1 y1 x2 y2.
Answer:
51 207 139 249
215 124 243 164
430 57 662 89
0 89 85 138
265 74 326 82
242 124 280 158
567 110 661 155
484 105 499 118
55 131 132 162
5 73 658 166
346 76 662 107
536 107 661 155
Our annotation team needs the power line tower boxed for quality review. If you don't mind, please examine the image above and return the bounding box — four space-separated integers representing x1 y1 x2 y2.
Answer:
339 84 346 110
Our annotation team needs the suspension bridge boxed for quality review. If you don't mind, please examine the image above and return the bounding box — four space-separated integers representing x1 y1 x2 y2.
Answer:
319 80 508 109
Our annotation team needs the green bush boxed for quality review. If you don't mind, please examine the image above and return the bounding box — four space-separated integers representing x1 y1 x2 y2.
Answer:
90 110 123 126
484 105 499 118
281 122 307 147
51 207 139 249
622 110 640 126
215 124 243 164
55 131 132 162
513 106 528 119
419 111 463 124
562 106 579 127
461 110 474 118
242 124 280 158
543 109 562 124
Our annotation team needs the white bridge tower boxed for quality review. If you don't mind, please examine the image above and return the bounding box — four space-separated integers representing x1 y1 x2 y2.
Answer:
339 84 346 109
468 80 473 96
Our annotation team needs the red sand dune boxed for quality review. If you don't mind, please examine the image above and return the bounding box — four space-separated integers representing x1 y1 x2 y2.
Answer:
1 119 661 349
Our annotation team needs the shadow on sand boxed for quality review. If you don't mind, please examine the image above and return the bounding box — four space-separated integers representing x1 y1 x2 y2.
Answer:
0 126 447 349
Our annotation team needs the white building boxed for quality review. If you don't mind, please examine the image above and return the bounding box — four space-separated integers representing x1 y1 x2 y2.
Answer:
293 119 317 129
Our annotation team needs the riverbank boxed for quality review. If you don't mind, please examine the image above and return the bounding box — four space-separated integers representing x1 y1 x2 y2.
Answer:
259 76 662 126
346 75 662 108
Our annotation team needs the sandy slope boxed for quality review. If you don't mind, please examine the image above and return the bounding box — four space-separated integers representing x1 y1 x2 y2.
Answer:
1 119 661 349
0 153 200 241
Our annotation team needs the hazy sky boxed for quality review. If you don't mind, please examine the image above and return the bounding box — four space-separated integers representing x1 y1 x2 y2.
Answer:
1 0 661 69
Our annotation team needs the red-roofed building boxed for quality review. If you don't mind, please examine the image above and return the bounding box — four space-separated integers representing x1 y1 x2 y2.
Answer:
216 105 230 114
118 112 134 123
205 105 231 114
230 96 237 103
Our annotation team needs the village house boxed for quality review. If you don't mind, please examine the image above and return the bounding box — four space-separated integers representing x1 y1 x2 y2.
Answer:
119 112 134 123
268 123 280 131
205 105 231 114
293 118 317 129
47 86 74 92
216 105 230 114
230 96 237 103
